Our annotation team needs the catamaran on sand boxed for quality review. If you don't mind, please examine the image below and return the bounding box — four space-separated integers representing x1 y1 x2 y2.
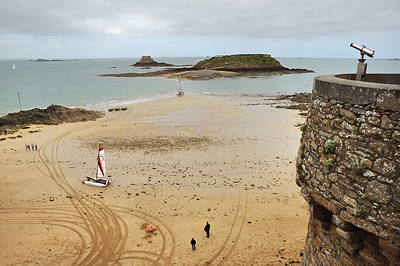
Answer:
83 142 114 187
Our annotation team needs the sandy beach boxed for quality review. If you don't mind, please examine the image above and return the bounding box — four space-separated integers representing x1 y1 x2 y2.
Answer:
0 94 308 265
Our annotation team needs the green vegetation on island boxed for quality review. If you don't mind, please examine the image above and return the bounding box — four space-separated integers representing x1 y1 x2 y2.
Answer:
192 54 284 71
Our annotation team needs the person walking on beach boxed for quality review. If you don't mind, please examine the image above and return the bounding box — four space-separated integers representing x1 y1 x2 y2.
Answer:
191 238 196 250
204 222 210 238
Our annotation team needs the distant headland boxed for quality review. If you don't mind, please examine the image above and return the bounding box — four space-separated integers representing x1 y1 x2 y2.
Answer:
100 54 314 80
29 58 64 62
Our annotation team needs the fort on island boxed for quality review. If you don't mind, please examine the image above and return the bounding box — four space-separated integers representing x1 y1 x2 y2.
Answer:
296 73 400 265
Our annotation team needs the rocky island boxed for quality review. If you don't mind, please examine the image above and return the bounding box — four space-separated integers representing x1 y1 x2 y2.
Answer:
100 54 314 80
132 56 174 68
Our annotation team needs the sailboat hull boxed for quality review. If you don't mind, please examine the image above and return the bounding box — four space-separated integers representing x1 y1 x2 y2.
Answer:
83 176 114 187
83 180 109 187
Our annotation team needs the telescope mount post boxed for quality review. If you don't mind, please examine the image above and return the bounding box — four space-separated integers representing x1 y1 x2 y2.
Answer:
356 54 367 81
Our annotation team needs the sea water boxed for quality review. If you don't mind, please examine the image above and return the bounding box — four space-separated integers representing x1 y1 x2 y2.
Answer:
0 57 399 115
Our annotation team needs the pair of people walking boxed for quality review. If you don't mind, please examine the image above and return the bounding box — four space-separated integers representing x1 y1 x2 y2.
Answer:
191 222 211 250
25 144 37 151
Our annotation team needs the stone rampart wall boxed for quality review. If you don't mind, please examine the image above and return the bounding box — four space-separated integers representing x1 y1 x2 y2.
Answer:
296 74 400 265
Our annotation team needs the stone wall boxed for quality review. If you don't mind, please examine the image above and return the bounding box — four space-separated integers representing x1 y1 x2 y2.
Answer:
296 74 400 266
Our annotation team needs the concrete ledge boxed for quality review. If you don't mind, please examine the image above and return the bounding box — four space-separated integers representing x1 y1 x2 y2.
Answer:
314 74 400 111
377 88 400 112
336 74 400 85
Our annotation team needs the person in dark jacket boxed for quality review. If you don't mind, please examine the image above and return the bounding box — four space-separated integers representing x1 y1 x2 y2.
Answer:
204 222 210 238
191 238 196 250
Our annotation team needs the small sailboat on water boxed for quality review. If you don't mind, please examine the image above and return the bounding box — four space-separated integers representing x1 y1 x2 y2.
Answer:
83 142 114 187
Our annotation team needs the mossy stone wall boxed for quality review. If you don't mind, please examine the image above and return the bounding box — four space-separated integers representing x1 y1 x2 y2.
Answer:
297 74 400 265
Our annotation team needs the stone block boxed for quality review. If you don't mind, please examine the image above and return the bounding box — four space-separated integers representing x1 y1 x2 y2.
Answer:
379 238 400 256
372 158 398 178
379 206 400 232
332 215 355 231
314 79 333 99
358 246 390 266
363 169 377 178
344 187 358 199
377 87 400 112
304 186 341 214
341 211 388 239
360 124 383 138
340 109 357 120
330 184 343 201
376 175 395 184
392 131 400 141
381 115 395 129
366 232 380 247
315 234 324 248
365 180 392 204
336 227 366 243
328 172 339 183
311 177 320 188
314 170 326 182
351 107 368 116
343 195 356 207
364 158 373 169
368 116 381 126
301 187 316 204
380 250 400 265
338 252 358 265
332 84 379 105
341 239 363 255
389 112 400 121
342 121 358 132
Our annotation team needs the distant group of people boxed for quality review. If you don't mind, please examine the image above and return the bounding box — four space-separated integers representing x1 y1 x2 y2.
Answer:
149 227 157 235
190 222 211 251
25 143 38 151
177 89 184 97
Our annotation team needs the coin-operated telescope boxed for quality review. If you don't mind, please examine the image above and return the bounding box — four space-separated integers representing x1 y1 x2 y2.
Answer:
350 43 375 81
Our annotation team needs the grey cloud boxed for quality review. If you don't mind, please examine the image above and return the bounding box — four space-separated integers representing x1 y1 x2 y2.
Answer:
1 0 399 38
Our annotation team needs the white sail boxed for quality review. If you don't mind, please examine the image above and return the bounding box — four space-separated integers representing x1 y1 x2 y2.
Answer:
97 144 106 178
13 64 16 69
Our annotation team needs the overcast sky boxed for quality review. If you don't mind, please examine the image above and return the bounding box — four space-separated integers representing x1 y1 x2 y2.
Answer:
1 0 399 59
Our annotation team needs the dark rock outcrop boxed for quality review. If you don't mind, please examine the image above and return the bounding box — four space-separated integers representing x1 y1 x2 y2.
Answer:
0 105 104 130
132 56 173 67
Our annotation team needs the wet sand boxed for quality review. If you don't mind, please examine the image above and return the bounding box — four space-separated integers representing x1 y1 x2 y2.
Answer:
0 94 308 265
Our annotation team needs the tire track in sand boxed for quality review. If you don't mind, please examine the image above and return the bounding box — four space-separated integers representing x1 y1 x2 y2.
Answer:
194 192 247 266
1 115 176 265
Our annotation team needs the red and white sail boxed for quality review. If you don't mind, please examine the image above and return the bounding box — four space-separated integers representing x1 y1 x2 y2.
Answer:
97 144 106 178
